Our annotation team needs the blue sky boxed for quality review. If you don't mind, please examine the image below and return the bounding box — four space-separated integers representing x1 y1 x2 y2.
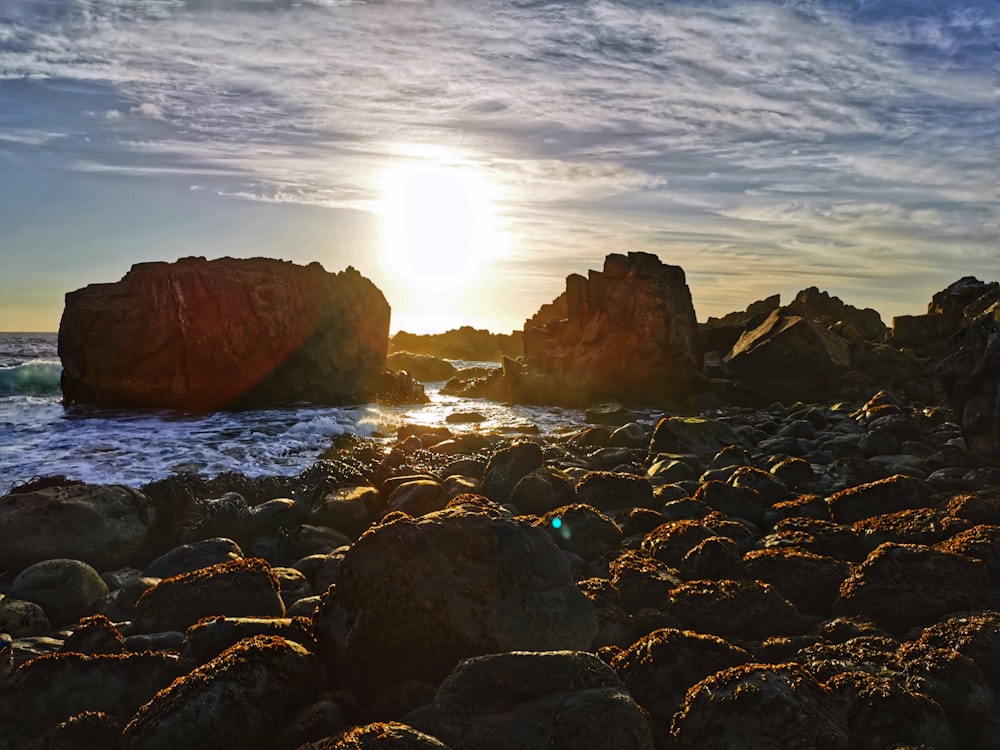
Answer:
1 0 997 333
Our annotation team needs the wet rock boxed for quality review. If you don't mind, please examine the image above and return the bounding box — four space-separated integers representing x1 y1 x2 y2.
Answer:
122 635 322 750
678 535 744 581
836 542 991 635
769 457 818 491
827 474 931 525
0 484 152 574
321 502 597 703
0 650 180 748
693 481 766 525
613 627 750 732
608 550 681 612
143 537 244 579
667 578 805 641
935 524 1000 585
10 559 109 628
578 578 634 648
387 352 457 382
760 494 829 529
896 641 995 728
0 595 51 636
28 709 123 750
133 557 285 634
273 566 313 608
60 257 390 410
405 650 653 750
309 486 379 538
575 471 654 512
944 491 1000 525
387 480 449 517
539 504 623 562
851 507 972 550
743 547 850 616
123 631 185 653
245 498 305 538
60 614 124 655
480 442 543 503
615 507 666 537
181 615 314 666
272 699 350 750
648 416 742 457
609 422 647 448
763 516 863 561
670 663 849 750
299 721 452 749
823 671 958 750
797 634 902 682
508 467 576 516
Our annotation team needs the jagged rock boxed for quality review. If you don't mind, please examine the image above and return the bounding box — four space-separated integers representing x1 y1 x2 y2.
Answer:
826 474 931 525
59 257 390 410
939 298 1000 462
0 484 152 574
122 635 323 750
391 326 521 361
724 309 851 403
518 252 700 406
699 294 781 359
60 614 125 655
918 611 1000 692
670 663 849 749
319 501 597 703
785 287 887 342
666 579 806 640
404 650 653 750
386 353 457 381
180 615 314 666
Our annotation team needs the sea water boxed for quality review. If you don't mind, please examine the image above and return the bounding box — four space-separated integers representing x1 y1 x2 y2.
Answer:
0 333 593 489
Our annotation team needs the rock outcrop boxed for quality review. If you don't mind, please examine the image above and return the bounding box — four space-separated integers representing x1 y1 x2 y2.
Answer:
390 327 521 362
516 252 700 406
59 256 391 410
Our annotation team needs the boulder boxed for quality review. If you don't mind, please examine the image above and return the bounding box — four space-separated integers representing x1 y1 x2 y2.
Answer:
319 502 597 703
0 484 152 574
724 310 851 403
918 611 1000 692
122 635 323 750
826 474 931 525
785 286 887 342
939 298 1000 462
574 471 654 513
836 542 991 635
667 578 806 641
508 467 576 516
538 504 623 561
743 548 851 617
386 352 457 381
181 615 314 666
480 442 544 503
142 537 244 579
404 650 653 750
518 252 700 406
299 722 452 749
10 559 109 628
0 650 181 748
0 595 51 636
133 557 285 634
59 256 390 410
391 326 521 361
669 663 849 749
648 416 742 457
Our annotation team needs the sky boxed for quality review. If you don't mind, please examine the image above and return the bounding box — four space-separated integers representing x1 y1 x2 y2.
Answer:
1 0 997 334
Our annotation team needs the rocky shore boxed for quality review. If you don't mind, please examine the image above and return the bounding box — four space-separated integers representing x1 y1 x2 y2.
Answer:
2 383 999 749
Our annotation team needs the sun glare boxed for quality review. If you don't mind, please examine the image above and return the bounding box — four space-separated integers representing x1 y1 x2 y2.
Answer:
381 161 504 291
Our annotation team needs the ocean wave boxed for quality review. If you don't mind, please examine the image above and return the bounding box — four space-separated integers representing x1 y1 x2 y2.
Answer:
0 360 63 397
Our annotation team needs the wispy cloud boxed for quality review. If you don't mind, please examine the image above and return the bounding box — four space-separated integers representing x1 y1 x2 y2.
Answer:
0 0 996 328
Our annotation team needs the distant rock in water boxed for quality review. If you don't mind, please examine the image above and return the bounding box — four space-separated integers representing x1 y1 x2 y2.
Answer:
505 252 700 407
58 257 391 410
390 326 521 361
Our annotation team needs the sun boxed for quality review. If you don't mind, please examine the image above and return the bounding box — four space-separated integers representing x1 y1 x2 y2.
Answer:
381 162 502 291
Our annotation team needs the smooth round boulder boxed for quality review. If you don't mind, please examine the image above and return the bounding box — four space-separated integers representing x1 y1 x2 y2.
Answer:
509 467 576 516
142 537 244 579
670 663 849 749
480 442 544 503
320 502 597 703
575 471 655 512
743 547 851 617
122 635 323 750
10 559 109 628
667 578 805 641
0 594 51 636
538 504 623 561
0 484 152 573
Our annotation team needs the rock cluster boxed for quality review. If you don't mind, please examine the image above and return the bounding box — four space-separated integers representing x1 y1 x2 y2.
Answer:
3 383 999 749
59 257 398 410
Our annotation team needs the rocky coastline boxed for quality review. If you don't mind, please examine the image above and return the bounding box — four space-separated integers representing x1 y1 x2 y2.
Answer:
3 256 998 749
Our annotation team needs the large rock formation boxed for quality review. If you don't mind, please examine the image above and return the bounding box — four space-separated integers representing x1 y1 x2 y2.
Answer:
517 252 700 406
59 257 391 410
390 327 521 362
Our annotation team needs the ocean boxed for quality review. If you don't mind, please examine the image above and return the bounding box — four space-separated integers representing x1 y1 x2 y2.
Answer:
0 332 591 491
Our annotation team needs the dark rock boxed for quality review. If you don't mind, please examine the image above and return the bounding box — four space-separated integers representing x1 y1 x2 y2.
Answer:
670 663 849 749
539 504 623 561
392 325 521 361
897 641 995 728
245 498 305 537
743 548 850 616
143 537 244 579
386 480 448 518
785 286 887 342
123 631 185 653
919 611 1000 692
181 615 314 666
851 508 972 550
578 578 634 648
763 516 863 560
613 628 750 735
0 484 152 574
943 491 1000 525
648 416 742 457
823 671 958 750
608 549 681 612
584 402 644 426
836 542 991 635
508 467 576 516
575 471 654 512
678 535 744 581
30 710 123 750
321 503 597 703
641 520 715 567
693 480 766 525
0 595 51 636
724 309 852 403
308 486 377 539
272 699 350 750
615 507 666 537
386 352 457 381
121 635 323 750
133 557 285 634
299 721 451 749
60 614 124 655
404 650 653 750
761 494 829 529
826 474 931 525
480 442 543 503
59 257 390 410
935 524 1000 585
667 578 805 641
10 559 109 628
0 651 180 748
939 298 1000 462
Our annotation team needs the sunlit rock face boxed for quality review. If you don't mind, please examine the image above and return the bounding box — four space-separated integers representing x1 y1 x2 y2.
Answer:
58 256 390 410
520 252 700 407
